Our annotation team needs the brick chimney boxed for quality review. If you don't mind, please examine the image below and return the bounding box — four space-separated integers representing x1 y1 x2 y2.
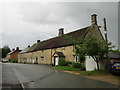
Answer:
37 40 40 43
16 47 19 50
58 28 64 36
91 14 97 25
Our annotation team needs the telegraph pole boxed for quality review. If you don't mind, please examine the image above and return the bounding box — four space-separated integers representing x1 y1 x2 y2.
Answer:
103 18 108 60
104 18 108 43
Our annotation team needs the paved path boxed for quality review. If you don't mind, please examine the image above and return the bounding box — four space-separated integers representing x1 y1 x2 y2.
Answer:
2 63 119 89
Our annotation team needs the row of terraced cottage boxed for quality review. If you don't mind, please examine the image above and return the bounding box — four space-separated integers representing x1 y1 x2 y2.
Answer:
17 14 114 71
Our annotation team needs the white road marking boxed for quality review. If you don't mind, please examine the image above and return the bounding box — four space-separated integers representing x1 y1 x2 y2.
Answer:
55 70 58 73
12 67 25 90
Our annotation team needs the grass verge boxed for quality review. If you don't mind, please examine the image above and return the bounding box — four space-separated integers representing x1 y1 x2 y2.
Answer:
79 69 110 76
53 66 80 71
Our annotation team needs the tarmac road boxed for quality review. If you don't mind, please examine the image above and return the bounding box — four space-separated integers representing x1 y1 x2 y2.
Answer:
0 62 2 90
1 63 119 89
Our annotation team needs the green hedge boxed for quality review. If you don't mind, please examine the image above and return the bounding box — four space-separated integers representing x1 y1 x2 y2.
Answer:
8 59 17 63
53 66 80 71
59 58 68 66
72 62 81 68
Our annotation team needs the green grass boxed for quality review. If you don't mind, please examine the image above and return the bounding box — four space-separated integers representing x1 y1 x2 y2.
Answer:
53 66 80 71
80 69 109 76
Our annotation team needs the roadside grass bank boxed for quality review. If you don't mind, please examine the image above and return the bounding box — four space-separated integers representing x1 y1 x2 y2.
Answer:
79 69 110 76
53 66 120 85
53 66 80 71
53 66 109 76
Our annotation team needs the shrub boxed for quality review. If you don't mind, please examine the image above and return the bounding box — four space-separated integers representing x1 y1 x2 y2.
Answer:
72 62 81 68
8 59 17 63
67 62 72 66
59 58 68 66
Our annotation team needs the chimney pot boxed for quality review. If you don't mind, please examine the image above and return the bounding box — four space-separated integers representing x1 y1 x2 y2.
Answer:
58 28 64 36
16 47 19 50
37 40 40 43
12 48 15 51
28 45 30 48
91 14 97 25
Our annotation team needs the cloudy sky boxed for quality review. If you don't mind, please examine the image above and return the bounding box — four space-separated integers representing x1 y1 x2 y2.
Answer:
0 0 119 50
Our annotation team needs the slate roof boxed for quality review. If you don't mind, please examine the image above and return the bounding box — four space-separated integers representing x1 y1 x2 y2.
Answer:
26 23 105 53
26 26 90 53
108 51 120 59
20 47 30 54
7 50 21 55
53 52 65 57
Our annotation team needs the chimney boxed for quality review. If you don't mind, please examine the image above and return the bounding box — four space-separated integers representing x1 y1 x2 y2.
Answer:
28 45 30 48
91 14 97 25
58 28 64 36
12 48 15 51
37 40 40 43
16 47 19 50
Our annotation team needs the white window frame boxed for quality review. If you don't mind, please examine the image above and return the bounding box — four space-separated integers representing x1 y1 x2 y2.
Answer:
61 47 65 51
74 55 79 62
41 56 44 62
72 46 76 52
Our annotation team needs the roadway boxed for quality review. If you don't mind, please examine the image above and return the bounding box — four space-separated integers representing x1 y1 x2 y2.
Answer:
1 63 119 89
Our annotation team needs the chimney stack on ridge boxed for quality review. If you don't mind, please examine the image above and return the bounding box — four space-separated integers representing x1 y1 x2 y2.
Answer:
91 14 97 25
58 28 64 36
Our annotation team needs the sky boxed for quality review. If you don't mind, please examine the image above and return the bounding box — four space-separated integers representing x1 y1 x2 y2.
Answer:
0 0 119 50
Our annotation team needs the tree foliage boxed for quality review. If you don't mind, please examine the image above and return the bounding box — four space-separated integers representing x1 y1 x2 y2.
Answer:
66 35 114 70
2 45 11 58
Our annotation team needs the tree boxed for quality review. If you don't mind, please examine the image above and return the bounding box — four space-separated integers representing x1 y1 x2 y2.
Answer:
0 48 2 58
111 49 120 53
2 45 11 58
66 36 86 68
66 35 114 70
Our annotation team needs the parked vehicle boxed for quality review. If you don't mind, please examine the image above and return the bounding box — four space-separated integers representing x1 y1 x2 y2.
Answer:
0 58 8 63
111 62 120 75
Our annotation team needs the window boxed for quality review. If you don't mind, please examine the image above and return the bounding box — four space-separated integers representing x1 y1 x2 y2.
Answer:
61 47 65 51
72 46 76 52
74 55 79 62
41 56 44 62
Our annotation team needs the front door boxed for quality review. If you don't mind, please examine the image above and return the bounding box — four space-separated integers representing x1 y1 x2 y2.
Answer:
54 57 59 66
36 57 38 64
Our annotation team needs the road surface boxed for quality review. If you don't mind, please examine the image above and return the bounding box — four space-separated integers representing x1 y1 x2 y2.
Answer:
2 63 119 89
0 62 2 90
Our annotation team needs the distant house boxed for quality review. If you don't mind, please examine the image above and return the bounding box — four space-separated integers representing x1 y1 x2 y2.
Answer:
108 51 120 62
6 47 21 62
18 14 106 71
100 51 120 70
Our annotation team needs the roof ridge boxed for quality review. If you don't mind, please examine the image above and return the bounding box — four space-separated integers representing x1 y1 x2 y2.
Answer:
37 26 91 44
26 26 91 52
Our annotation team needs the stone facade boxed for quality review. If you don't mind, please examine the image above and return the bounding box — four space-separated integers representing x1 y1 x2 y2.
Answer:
18 45 77 65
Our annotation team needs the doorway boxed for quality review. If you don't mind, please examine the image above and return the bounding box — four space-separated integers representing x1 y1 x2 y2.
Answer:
54 56 59 66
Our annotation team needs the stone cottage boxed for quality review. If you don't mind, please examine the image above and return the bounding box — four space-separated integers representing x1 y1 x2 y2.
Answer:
18 14 106 71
